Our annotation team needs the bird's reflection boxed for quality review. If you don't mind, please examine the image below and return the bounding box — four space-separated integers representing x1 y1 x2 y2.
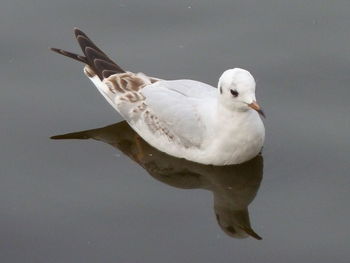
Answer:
52 121 264 240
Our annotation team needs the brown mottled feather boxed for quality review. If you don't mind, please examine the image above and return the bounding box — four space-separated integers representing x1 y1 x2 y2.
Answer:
104 72 153 97
51 28 161 106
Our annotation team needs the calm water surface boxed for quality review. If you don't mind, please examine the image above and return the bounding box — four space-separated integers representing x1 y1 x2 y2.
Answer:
1 0 350 262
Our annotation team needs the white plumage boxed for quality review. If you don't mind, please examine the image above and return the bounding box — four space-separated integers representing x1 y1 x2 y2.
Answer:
51 28 265 166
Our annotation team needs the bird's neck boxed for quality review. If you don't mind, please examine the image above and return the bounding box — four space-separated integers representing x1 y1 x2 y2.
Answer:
216 102 250 122
217 95 249 113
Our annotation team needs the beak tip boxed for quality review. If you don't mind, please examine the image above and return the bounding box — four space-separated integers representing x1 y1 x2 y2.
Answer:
248 101 265 118
258 110 266 118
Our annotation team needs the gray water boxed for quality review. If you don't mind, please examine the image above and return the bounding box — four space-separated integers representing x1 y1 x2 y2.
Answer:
1 0 350 262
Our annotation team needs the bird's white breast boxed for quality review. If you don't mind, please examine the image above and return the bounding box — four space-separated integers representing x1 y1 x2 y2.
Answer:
196 109 265 165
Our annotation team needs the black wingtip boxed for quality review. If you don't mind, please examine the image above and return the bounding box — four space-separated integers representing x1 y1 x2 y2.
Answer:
50 47 67 57
74 27 87 39
49 47 60 53
51 28 125 78
50 47 87 64
72 28 125 78
50 47 67 56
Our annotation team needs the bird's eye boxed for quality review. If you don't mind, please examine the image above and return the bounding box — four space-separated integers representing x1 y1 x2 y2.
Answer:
230 89 239 97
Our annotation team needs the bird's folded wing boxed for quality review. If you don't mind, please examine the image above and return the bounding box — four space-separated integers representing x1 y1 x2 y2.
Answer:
140 80 217 147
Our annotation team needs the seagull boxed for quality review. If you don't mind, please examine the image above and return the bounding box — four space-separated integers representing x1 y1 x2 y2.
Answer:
51 28 265 166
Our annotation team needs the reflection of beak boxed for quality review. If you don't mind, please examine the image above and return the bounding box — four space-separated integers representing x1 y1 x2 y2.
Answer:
241 226 263 240
248 101 265 118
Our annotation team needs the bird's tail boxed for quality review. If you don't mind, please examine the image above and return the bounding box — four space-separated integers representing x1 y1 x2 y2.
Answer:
50 28 125 79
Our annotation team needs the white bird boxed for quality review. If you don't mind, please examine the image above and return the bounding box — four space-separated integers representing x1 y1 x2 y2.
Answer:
51 28 265 166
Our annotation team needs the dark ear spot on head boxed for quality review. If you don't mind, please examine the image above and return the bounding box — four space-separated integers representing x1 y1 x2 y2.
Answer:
219 86 222 94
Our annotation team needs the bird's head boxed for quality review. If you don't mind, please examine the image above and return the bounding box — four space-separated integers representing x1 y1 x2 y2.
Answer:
218 68 265 117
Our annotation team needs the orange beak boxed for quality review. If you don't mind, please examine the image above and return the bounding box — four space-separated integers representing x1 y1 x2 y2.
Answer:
248 101 265 118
